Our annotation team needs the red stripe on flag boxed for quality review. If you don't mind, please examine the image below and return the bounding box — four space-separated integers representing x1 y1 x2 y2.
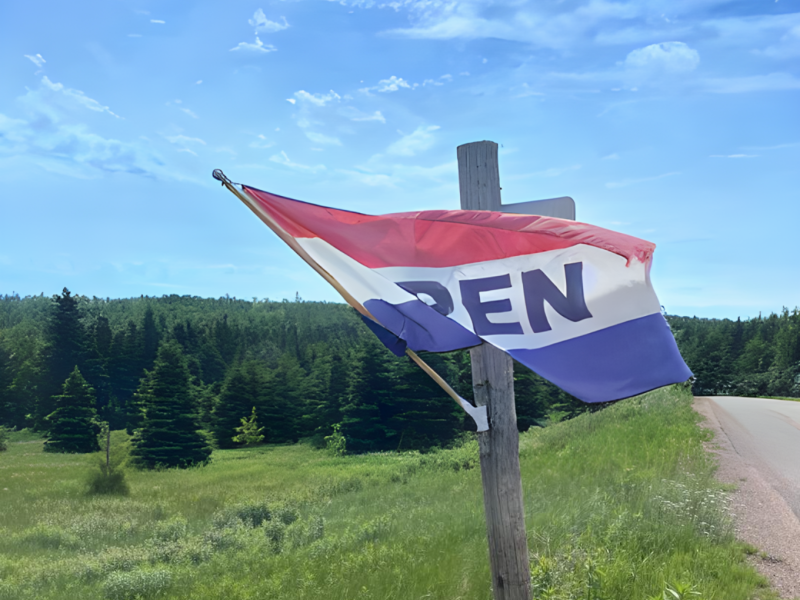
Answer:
243 186 655 269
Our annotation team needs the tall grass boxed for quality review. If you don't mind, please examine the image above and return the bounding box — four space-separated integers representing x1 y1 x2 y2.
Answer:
0 386 775 600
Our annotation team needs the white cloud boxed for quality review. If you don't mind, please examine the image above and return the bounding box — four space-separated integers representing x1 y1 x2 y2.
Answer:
24 54 46 68
350 110 386 123
375 76 411 92
150 19 165 24
286 98 296 104
386 125 440 157
0 80 164 178
195 80 202 85
230 36 277 53
179 107 199 119
34 76 122 119
293 90 341 106
269 151 325 172
606 171 679 189
249 9 289 33
624 42 699 73
305 131 342 146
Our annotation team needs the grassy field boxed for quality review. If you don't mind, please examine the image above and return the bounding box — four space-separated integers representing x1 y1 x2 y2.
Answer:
0 385 775 600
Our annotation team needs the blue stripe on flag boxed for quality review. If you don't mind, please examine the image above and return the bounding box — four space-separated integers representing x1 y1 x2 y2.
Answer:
507 313 692 403
364 298 481 353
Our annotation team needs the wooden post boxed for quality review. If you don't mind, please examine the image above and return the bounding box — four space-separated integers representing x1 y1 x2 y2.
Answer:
458 141 532 600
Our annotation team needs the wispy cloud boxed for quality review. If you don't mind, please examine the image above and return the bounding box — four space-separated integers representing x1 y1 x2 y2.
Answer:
349 110 386 123
165 135 206 146
361 75 412 94
37 76 122 119
293 90 341 106
24 53 46 69
606 171 679 189
304 131 342 146
269 151 325 172
0 78 164 178
249 9 289 34
150 19 165 24
230 36 276 53
623 42 699 73
758 25 800 59
386 125 440 157
249 134 273 149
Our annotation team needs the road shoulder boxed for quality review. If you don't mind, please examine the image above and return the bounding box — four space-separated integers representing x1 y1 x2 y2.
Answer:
695 396 800 599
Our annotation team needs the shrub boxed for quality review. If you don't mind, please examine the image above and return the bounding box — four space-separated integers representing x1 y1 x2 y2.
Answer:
212 501 272 529
102 568 172 600
0 426 8 452
86 424 130 496
324 423 346 456
151 516 188 542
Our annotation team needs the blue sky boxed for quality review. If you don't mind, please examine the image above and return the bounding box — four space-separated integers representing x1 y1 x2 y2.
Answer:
1 0 798 319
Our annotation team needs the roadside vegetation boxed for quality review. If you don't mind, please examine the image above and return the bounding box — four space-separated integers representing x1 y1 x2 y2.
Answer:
0 385 775 600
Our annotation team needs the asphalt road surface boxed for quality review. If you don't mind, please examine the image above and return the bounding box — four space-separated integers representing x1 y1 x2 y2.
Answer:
702 396 800 519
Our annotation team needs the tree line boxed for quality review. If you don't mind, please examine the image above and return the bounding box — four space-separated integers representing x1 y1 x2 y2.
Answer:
0 290 583 462
669 309 800 398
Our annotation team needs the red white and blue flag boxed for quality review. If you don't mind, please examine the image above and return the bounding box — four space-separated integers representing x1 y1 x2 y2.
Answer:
235 184 691 404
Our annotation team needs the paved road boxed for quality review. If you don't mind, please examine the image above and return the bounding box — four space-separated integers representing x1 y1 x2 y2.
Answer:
702 396 800 519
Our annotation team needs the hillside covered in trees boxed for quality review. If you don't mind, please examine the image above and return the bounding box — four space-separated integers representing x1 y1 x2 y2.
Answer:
2 291 797 454
670 310 800 398
0 291 584 453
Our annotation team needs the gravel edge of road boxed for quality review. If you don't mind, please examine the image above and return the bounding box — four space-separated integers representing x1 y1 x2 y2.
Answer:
694 397 800 599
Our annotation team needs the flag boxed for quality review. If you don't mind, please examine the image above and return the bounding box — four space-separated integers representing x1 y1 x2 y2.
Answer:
233 183 692 404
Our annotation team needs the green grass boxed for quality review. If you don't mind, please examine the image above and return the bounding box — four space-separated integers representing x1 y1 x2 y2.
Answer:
0 385 776 600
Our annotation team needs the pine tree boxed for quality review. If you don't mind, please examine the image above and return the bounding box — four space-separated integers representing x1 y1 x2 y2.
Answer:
43 367 101 453
130 341 211 469
37 288 88 430
232 407 265 446
212 363 260 448
340 338 395 453
390 352 462 451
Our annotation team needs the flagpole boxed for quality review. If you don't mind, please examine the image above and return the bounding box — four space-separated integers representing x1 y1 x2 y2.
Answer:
212 169 485 429
457 142 532 600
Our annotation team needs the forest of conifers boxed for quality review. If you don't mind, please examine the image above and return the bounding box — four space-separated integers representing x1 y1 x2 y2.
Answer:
1 290 798 453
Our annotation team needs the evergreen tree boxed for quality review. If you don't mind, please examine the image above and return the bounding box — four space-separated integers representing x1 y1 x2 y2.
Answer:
340 338 395 453
212 363 260 448
390 352 462 450
43 367 101 453
232 407 265 446
142 305 160 368
130 341 211 469
37 288 88 430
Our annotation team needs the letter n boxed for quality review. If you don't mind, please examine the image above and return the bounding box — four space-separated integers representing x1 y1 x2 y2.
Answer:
521 262 592 333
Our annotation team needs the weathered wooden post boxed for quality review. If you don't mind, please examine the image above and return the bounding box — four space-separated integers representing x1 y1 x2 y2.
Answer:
458 141 532 600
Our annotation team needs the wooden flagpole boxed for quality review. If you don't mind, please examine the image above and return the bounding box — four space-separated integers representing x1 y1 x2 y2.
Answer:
457 141 532 600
